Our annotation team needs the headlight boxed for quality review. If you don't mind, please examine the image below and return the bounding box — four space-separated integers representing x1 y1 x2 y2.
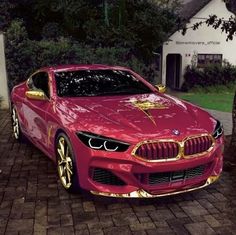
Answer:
212 120 223 139
77 131 130 152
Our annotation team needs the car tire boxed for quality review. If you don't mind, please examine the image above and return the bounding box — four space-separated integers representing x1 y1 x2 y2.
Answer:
56 133 80 193
12 106 24 142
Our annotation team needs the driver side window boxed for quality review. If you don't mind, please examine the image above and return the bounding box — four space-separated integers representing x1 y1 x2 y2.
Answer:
28 72 50 98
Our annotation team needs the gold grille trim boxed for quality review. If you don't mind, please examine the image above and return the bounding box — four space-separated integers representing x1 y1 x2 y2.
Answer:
131 134 215 162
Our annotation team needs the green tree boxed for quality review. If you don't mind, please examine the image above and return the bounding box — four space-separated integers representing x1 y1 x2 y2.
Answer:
5 20 34 89
0 0 14 31
10 0 180 63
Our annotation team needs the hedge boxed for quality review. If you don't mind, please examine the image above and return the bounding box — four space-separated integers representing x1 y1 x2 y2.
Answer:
6 20 158 90
181 62 236 91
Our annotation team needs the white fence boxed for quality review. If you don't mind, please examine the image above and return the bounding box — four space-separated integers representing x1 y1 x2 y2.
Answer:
0 33 9 109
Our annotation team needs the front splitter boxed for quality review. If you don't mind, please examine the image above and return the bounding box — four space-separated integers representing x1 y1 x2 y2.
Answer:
90 175 220 198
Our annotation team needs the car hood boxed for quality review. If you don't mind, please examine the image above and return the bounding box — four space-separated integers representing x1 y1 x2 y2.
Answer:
56 93 216 143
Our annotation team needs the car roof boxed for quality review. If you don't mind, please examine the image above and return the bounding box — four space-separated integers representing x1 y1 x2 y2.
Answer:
41 64 131 73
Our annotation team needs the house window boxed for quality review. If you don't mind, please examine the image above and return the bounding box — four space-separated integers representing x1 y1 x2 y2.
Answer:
197 54 222 67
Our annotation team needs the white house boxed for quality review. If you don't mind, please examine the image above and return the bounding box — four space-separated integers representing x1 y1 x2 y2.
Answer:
0 33 9 109
162 0 236 89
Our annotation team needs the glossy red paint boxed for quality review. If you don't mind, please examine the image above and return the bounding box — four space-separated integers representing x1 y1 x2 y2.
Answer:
11 64 224 197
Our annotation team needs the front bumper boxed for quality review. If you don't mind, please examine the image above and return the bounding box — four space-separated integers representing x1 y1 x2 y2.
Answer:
91 175 220 198
71 133 224 198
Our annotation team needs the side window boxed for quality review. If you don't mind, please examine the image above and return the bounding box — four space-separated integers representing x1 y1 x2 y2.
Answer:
29 72 50 98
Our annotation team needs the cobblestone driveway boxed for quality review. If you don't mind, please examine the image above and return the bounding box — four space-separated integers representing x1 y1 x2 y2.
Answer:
0 110 236 235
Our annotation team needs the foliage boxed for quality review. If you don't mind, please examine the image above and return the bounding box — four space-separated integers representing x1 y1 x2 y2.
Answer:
3 1 180 88
181 62 236 92
5 20 33 89
6 20 153 89
0 0 13 31
41 22 63 39
85 0 179 61
181 0 236 41
8 0 180 62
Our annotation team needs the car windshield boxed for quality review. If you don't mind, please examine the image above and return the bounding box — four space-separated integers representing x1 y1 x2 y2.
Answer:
55 69 152 97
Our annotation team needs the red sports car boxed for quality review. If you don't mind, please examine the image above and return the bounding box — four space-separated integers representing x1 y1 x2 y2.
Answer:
11 64 224 198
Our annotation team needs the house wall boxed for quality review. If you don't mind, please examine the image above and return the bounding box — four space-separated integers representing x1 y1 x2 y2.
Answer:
162 0 236 88
0 33 9 109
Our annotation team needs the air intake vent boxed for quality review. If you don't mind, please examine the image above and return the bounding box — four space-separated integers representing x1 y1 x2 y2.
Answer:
135 164 207 185
91 168 126 186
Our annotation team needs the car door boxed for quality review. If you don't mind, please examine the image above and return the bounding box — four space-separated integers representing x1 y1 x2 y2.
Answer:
23 71 51 151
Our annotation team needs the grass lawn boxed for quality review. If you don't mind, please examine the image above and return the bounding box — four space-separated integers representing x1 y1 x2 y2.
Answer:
179 92 234 112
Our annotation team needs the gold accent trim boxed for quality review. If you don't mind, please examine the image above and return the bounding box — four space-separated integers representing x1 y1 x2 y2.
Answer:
47 125 53 145
25 90 48 101
155 84 166 93
133 100 168 110
132 100 168 126
131 134 215 163
140 109 157 126
90 175 220 198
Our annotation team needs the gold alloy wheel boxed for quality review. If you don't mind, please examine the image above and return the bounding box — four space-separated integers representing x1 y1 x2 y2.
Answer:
12 108 20 139
57 136 73 189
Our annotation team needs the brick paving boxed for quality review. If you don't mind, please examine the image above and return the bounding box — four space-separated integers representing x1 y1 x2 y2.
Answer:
0 110 236 235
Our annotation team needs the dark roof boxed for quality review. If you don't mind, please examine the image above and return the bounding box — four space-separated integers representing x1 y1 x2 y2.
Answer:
164 0 212 39
180 0 212 20
225 1 236 15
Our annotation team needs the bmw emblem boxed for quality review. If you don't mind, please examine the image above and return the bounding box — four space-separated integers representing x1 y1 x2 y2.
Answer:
172 129 180 136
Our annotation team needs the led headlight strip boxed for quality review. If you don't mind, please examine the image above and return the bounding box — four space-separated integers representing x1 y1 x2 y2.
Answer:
77 131 130 152
212 120 223 139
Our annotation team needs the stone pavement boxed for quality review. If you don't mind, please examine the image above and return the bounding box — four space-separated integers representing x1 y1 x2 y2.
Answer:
205 109 232 136
0 110 236 235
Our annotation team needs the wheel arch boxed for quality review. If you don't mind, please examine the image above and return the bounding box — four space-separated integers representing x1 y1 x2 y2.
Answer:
54 128 67 154
53 127 76 156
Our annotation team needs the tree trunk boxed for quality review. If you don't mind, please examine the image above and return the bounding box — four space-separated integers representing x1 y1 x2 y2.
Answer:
104 0 109 27
230 90 236 149
118 0 125 28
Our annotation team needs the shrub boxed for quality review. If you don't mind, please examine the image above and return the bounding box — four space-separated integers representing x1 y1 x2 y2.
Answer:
181 62 236 91
6 20 156 90
41 22 63 40
5 20 33 89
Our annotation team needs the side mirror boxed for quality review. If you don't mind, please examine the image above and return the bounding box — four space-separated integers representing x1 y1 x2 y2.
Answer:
25 90 48 101
155 84 166 93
